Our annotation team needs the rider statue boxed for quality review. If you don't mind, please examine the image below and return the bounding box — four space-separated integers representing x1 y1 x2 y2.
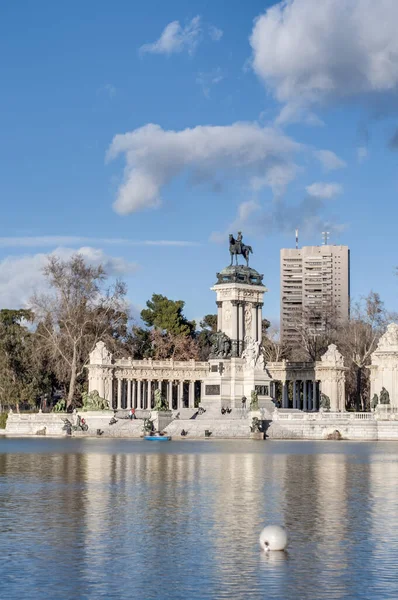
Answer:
229 231 253 267
236 231 243 254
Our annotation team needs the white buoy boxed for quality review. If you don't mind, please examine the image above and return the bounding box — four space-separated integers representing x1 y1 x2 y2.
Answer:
259 525 288 551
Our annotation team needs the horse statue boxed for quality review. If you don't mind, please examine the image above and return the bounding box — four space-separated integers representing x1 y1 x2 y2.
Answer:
229 233 253 267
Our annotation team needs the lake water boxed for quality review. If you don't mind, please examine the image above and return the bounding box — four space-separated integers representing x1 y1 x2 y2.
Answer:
1 438 398 600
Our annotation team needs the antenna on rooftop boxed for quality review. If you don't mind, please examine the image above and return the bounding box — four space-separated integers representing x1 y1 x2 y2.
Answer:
295 229 299 249
322 231 330 245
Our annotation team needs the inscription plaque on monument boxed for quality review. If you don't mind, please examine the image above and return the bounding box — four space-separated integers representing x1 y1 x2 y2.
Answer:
205 385 220 395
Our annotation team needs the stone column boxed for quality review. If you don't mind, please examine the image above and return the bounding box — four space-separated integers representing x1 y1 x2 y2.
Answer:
178 381 184 409
231 301 238 356
216 301 222 331
189 381 195 408
167 381 173 409
127 380 132 409
312 381 317 411
293 381 297 408
157 380 162 390
147 380 152 410
200 381 205 403
251 303 258 341
137 380 142 409
117 378 122 410
257 303 263 342
282 381 288 408
238 303 244 354
132 381 136 408
98 376 105 399
303 380 307 411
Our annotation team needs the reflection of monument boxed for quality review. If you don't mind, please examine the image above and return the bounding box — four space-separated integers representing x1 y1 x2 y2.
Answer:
201 233 274 410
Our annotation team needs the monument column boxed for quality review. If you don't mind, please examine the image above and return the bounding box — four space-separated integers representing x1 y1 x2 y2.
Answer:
127 380 132 409
132 380 136 408
257 303 263 342
167 381 173 409
117 378 122 410
238 303 244 354
189 381 195 408
282 381 288 408
293 381 297 408
216 301 222 330
231 301 238 356
178 381 184 409
98 375 105 399
303 380 308 411
251 303 258 340
147 380 152 410
312 381 317 411
137 380 142 409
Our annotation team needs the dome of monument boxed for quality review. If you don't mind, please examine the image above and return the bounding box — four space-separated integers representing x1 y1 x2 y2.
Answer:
215 265 264 286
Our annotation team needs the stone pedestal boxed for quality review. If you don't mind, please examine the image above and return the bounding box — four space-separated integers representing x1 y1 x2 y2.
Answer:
315 344 347 412
150 410 174 433
200 357 273 410
211 265 267 358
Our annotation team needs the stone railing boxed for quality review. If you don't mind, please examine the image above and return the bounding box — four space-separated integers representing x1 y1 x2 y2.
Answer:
274 412 374 421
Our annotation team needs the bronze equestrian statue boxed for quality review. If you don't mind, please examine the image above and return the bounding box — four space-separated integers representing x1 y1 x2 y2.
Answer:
229 232 253 267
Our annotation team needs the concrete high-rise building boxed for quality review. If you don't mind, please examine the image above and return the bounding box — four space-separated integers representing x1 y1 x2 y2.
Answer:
280 245 350 344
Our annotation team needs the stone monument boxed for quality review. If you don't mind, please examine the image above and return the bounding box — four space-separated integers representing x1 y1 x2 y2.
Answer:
369 323 398 409
200 233 273 411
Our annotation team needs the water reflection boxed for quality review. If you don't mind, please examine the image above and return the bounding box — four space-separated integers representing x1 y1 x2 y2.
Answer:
0 439 398 599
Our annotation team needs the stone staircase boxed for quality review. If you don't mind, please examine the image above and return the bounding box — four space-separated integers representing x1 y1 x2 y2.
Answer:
163 408 255 439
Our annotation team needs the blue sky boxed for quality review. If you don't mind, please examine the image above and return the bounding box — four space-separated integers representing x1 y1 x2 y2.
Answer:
1 0 398 325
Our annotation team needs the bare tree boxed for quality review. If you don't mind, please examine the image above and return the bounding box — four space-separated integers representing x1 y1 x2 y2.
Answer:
31 254 128 407
337 291 387 411
151 329 199 360
262 327 289 362
289 304 339 361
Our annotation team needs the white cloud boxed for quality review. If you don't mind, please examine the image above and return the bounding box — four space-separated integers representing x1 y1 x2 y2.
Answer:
107 122 300 214
250 0 398 119
208 25 223 41
211 201 261 243
0 247 138 309
213 194 346 241
139 16 202 56
306 182 343 199
251 162 299 196
315 150 347 171
0 236 198 248
357 146 369 162
196 68 224 98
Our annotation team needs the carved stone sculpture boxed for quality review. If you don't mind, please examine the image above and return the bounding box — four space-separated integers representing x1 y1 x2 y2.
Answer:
319 393 331 411
321 344 344 366
89 341 112 365
210 331 232 358
380 387 390 405
377 323 398 350
250 390 259 411
370 394 378 410
241 336 264 370
153 389 169 411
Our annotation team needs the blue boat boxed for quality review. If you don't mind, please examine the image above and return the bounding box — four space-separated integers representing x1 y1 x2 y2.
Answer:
144 435 171 441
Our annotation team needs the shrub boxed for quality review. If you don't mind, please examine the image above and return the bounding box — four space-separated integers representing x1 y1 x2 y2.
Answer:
0 413 8 429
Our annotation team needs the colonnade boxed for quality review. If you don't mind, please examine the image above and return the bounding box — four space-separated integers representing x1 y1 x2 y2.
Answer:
271 380 320 411
217 300 264 355
114 378 202 411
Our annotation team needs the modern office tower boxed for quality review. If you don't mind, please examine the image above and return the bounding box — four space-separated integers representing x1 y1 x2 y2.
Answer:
280 245 350 345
